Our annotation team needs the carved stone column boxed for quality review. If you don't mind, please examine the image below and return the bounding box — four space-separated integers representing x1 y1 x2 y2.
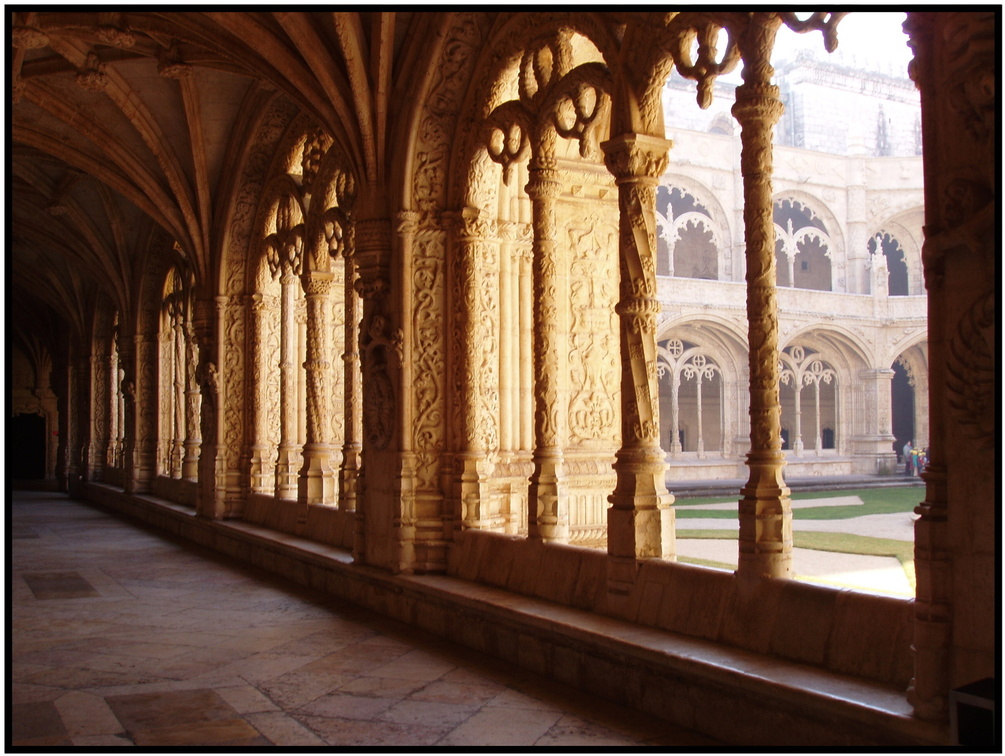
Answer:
130 332 158 493
171 312 185 477
275 271 300 500
731 15 793 579
601 133 675 569
298 271 337 505
394 211 420 560
114 364 125 468
353 214 412 571
89 353 111 481
449 208 495 532
53 358 70 492
194 296 224 519
859 368 897 468
117 337 137 491
247 293 272 493
182 316 201 480
525 157 569 543
906 10 996 720
340 257 363 513
65 359 85 495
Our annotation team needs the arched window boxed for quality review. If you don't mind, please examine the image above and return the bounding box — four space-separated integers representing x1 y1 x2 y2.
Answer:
868 231 909 296
779 345 837 454
774 198 833 291
656 186 720 279
657 338 723 458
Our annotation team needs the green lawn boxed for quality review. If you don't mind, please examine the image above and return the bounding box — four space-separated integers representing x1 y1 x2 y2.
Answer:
674 486 921 520
675 528 917 591
674 488 920 590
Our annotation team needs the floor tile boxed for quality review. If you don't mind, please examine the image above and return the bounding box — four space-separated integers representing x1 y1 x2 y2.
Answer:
11 701 67 741
11 492 719 748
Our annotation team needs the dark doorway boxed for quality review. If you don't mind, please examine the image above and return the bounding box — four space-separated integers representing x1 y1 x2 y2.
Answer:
891 361 915 458
12 413 47 479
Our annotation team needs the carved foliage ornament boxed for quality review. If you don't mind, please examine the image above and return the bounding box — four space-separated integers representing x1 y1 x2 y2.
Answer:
483 33 611 184
946 291 994 450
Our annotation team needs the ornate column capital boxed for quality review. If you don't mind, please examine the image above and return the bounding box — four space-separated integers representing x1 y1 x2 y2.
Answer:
601 133 672 183
352 217 391 299
302 270 335 297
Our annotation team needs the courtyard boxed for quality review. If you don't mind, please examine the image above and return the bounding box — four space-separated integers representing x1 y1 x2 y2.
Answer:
673 484 922 596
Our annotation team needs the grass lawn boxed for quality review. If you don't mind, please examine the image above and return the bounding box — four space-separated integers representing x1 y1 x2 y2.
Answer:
676 529 916 591
674 486 921 520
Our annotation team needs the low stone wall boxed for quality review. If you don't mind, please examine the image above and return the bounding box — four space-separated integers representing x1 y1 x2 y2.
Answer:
243 493 354 550
447 529 914 689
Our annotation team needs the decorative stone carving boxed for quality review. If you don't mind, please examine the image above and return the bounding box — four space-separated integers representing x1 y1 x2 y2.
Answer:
945 291 994 449
76 52 109 92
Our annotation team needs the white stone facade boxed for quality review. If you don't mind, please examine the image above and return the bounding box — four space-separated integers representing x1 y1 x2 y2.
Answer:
656 58 927 479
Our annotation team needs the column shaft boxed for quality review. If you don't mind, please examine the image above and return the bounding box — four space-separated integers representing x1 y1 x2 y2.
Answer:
731 15 793 579
525 164 569 542
601 133 675 566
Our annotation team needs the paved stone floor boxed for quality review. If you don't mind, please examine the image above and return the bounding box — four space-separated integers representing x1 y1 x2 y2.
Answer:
10 491 719 748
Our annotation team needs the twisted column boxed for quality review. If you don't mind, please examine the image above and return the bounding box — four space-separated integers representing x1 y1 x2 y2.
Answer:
601 133 675 564
298 271 337 505
731 14 792 579
525 157 569 543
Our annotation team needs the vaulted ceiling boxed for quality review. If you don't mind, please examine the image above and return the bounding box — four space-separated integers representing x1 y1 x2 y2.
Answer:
10 10 423 351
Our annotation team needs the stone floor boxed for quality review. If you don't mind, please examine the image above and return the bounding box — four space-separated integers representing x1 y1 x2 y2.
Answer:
10 491 720 748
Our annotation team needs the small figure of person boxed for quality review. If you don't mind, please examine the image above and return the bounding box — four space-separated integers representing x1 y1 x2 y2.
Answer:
903 440 913 475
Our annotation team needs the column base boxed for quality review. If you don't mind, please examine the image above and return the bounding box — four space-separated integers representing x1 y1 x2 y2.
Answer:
298 445 337 505
737 452 792 579
607 505 674 560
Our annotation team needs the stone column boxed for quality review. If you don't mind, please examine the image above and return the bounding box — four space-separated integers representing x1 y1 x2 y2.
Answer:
340 258 363 513
525 156 569 543
601 133 675 568
298 271 337 505
182 316 201 480
246 293 271 493
901 8 999 717
172 312 185 477
731 15 793 579
130 332 159 493
118 337 137 491
65 360 84 494
52 358 70 492
275 271 300 500
90 352 111 481
194 297 224 519
393 211 419 562
791 379 804 455
450 208 495 531
353 214 413 571
114 365 125 468
857 368 896 467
